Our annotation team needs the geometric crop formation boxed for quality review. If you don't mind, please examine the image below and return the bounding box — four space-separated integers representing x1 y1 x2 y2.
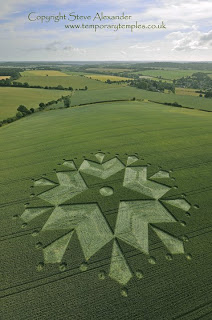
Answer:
21 152 191 286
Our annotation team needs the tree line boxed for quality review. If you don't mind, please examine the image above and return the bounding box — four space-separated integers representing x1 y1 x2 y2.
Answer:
0 96 71 127
130 78 175 93
0 68 23 79
175 72 212 97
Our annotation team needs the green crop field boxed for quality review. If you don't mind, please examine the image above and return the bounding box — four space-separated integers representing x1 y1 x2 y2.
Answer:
70 86 212 111
175 88 201 97
85 68 133 73
0 87 70 120
1 100 212 320
136 69 210 80
17 74 123 90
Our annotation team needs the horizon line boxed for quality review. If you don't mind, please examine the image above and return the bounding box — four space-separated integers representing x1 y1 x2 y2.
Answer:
1 60 212 63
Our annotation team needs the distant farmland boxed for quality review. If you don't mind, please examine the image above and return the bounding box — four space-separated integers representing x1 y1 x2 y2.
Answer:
139 75 173 83
17 72 124 90
0 87 70 119
136 69 210 80
21 70 69 77
0 76 10 80
70 86 212 111
85 68 133 73
175 88 201 97
84 74 132 82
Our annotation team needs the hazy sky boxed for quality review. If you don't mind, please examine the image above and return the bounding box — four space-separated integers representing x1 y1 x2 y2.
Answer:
0 0 212 61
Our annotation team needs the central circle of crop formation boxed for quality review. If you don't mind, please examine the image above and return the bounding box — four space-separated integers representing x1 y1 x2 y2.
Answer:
99 187 114 197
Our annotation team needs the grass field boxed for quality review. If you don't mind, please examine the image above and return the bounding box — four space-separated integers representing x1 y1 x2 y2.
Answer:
175 88 201 97
84 74 132 82
85 68 133 73
70 86 212 111
17 74 123 90
21 70 69 77
0 87 70 119
0 100 212 319
136 69 210 80
62 70 85 76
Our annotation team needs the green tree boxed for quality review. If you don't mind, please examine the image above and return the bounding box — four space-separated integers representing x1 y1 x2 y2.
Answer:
39 103 45 110
16 111 23 119
205 91 212 98
57 85 64 90
17 105 30 115
63 97 70 108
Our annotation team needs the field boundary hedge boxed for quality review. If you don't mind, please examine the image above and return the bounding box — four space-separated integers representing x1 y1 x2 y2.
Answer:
78 99 132 106
148 100 212 112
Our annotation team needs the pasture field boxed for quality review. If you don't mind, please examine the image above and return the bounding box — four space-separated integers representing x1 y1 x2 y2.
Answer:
85 68 133 73
17 74 123 89
175 88 201 97
136 69 210 80
21 70 69 77
0 100 212 320
62 70 85 76
84 74 132 81
70 86 212 111
0 87 70 119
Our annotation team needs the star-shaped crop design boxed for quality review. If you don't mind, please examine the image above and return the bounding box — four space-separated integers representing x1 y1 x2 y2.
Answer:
20 152 191 286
